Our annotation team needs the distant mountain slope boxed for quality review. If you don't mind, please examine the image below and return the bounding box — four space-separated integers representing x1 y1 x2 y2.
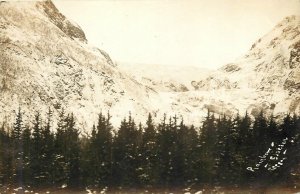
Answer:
118 62 211 92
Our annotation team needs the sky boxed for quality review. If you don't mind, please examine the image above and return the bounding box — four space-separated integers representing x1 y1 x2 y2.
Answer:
53 0 300 69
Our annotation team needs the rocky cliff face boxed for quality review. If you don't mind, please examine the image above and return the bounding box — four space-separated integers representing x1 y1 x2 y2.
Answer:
0 0 156 129
36 0 87 42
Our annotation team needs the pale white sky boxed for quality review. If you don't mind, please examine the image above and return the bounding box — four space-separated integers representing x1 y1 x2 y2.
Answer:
53 0 300 69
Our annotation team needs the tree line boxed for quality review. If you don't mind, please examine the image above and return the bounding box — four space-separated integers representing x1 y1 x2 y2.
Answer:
0 108 300 190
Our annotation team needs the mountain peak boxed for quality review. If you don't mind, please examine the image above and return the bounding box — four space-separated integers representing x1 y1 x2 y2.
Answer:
36 0 87 42
0 0 87 42
248 15 300 57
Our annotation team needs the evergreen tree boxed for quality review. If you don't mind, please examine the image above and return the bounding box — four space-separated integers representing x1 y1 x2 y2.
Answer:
268 114 279 143
182 124 199 185
215 115 233 185
12 108 23 141
53 109 68 185
11 108 24 187
156 114 173 187
65 113 81 187
40 108 55 186
156 115 184 187
138 113 159 187
170 116 185 186
30 112 43 186
177 120 199 186
85 112 113 186
113 113 140 187
253 111 269 157
237 112 254 184
198 111 217 184
81 124 98 186
96 112 113 186
22 125 32 185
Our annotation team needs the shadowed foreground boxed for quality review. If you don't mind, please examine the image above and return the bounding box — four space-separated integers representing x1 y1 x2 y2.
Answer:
1 185 300 194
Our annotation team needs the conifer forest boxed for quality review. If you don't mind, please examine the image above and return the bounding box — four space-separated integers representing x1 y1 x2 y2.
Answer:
0 108 300 193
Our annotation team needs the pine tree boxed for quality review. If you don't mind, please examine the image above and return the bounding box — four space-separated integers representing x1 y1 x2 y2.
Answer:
156 114 173 187
198 110 218 184
138 113 159 187
22 125 32 185
11 107 24 187
113 113 140 187
268 114 278 143
215 115 233 185
182 124 199 185
170 116 185 186
65 113 81 187
86 112 114 186
53 109 68 185
40 108 55 186
177 119 200 186
81 124 98 186
237 112 254 184
12 108 23 141
253 111 269 157
30 112 43 186
281 113 296 139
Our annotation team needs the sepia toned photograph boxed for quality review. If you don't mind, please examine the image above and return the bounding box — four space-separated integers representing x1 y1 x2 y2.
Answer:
0 0 300 193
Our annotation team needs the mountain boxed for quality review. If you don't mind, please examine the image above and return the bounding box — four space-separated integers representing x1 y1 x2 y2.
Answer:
0 0 299 130
120 15 300 122
190 15 300 118
0 0 158 129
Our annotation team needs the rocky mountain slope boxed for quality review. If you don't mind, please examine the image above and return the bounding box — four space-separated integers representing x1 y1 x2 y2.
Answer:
0 0 299 130
189 15 300 118
0 0 158 129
